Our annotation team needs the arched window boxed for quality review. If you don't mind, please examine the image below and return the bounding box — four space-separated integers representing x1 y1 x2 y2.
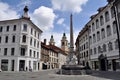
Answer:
93 34 96 43
100 15 104 26
115 39 118 49
101 28 105 39
113 21 117 34
96 19 99 29
103 44 107 52
89 36 92 44
111 6 115 18
106 25 111 36
92 23 95 31
89 26 91 33
105 11 110 22
97 31 100 41
22 35 26 43
108 42 113 51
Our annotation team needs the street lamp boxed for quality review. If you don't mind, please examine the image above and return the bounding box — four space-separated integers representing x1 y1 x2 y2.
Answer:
113 0 120 59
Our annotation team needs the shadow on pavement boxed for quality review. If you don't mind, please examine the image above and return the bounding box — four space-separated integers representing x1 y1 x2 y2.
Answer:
90 70 120 80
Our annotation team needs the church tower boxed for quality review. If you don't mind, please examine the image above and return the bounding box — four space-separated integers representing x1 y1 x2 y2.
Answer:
61 33 69 54
49 35 55 45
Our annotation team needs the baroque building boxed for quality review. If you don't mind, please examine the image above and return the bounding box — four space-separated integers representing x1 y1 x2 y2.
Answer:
76 1 120 71
40 35 67 69
0 6 42 71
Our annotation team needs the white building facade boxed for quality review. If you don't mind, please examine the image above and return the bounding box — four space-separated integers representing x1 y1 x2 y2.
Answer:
76 1 120 71
88 2 120 71
0 6 42 71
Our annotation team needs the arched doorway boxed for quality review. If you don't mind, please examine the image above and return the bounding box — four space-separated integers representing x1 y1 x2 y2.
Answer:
98 54 107 71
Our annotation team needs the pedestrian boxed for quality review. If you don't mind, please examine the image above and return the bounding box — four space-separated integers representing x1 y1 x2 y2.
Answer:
26 67 28 71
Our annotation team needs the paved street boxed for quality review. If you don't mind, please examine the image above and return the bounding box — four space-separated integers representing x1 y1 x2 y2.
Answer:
0 69 120 80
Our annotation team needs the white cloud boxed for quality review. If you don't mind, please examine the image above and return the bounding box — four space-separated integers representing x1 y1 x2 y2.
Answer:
51 0 88 13
57 18 65 25
0 2 19 21
31 6 56 31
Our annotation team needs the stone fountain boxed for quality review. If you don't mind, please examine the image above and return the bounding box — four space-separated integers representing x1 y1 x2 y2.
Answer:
57 14 92 75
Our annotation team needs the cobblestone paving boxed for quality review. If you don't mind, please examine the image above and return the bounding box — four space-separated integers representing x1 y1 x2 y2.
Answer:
0 70 119 80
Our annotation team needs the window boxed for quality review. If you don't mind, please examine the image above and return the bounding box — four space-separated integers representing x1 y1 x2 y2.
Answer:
89 36 92 44
4 48 7 56
105 11 110 22
98 46 101 53
37 41 39 48
115 39 118 49
106 25 111 36
34 51 36 57
34 39 36 47
6 26 9 32
29 49 32 57
94 48 97 54
86 42 88 48
0 26 3 32
11 48 15 56
38 33 39 39
93 34 96 43
101 28 105 39
30 38 32 45
13 25 16 31
90 49 92 55
34 31 36 37
22 35 26 43
96 19 99 29
21 48 25 56
111 6 115 18
92 23 95 31
37 52 39 58
5 36 8 43
100 16 104 26
97 31 100 41
103 44 107 52
89 26 91 33
0 36 1 43
108 42 113 51
12 35 15 43
31 28 33 35
23 24 27 31
113 21 117 34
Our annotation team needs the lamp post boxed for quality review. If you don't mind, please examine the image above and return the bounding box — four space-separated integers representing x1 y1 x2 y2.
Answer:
113 0 120 59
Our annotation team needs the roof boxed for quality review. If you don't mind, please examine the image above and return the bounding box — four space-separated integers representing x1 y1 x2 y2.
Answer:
41 42 67 55
0 18 43 33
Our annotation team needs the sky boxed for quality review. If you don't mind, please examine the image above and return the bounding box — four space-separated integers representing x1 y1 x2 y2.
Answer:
0 0 107 47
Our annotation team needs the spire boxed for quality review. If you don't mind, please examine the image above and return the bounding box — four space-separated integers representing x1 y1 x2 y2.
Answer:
49 35 55 45
22 6 30 19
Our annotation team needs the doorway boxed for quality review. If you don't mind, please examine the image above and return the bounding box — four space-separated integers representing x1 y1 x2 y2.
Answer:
19 60 25 71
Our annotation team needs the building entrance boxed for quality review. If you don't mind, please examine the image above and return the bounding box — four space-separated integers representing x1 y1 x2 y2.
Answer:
98 54 107 71
19 60 25 71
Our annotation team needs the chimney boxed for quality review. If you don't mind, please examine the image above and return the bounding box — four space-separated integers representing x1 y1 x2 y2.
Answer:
44 39 46 45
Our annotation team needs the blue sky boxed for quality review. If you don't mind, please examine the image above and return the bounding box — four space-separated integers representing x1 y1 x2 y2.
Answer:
0 0 107 46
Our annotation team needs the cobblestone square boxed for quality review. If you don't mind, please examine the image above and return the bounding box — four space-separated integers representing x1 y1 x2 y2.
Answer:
0 70 120 80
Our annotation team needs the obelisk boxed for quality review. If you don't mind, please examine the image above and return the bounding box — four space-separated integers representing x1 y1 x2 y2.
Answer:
69 14 74 63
